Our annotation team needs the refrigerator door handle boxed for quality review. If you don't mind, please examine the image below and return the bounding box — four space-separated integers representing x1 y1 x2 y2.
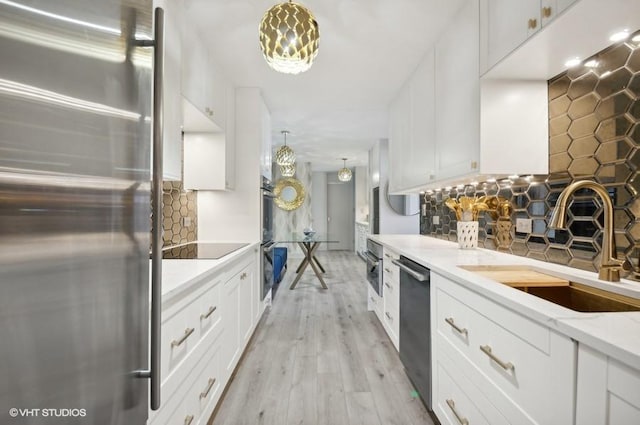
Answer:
134 6 163 412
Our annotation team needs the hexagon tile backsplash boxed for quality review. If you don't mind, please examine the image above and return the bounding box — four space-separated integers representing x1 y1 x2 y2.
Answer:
420 34 640 277
162 180 197 247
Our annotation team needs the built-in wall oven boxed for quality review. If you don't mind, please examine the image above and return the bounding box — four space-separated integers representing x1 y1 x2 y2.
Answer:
261 177 275 300
365 239 383 296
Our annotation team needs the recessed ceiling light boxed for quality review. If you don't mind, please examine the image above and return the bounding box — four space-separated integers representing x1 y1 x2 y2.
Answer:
609 30 629 42
564 58 581 68
584 59 599 68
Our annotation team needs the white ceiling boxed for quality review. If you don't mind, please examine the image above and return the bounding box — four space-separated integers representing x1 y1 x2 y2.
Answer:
185 0 466 172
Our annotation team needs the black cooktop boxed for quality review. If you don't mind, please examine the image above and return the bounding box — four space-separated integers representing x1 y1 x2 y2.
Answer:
162 242 249 259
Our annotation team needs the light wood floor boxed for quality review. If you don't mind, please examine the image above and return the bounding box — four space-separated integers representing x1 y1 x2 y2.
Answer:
211 250 435 425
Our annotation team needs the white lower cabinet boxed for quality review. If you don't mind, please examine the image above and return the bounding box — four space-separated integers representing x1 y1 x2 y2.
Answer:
370 247 400 351
149 246 264 424
432 273 575 425
221 269 241 380
576 344 640 425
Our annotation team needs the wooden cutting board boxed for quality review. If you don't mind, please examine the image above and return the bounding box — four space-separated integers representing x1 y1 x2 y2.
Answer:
473 270 569 288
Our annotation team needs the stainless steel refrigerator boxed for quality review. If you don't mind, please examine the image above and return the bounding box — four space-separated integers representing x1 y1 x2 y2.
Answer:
0 1 163 423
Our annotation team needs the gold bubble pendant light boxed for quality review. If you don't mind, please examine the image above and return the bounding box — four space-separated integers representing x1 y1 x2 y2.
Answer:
338 158 352 182
275 130 296 166
280 163 296 177
259 1 320 74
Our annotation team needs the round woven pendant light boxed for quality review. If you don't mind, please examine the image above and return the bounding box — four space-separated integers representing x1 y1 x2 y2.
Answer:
259 1 320 74
275 130 296 166
337 158 352 182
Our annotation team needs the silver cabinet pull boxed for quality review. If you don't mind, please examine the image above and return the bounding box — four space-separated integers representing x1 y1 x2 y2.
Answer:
446 399 469 425
200 306 217 320
445 317 468 336
384 282 392 289
384 267 391 273
385 312 392 321
391 259 430 282
184 415 194 425
384 253 391 259
199 378 216 399
480 345 514 371
171 328 195 348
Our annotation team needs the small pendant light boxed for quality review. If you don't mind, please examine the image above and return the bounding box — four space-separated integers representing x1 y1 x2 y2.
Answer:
337 158 352 182
275 130 296 166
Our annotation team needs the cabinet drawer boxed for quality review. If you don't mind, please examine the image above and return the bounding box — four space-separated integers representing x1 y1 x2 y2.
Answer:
161 277 224 404
367 285 381 312
434 275 575 425
382 278 399 310
197 280 222 341
188 345 222 424
435 349 509 425
161 297 200 387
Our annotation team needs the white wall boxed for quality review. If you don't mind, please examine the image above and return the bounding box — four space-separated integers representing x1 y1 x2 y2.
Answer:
274 162 313 257
311 171 328 252
371 139 419 235
355 166 369 223
197 88 267 242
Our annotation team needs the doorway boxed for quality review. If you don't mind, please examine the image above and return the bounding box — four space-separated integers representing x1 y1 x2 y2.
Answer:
327 178 355 250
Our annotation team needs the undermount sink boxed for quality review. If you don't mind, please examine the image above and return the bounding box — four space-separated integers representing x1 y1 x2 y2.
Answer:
459 265 640 313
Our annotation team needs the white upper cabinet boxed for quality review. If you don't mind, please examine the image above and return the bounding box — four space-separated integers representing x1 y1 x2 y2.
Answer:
480 0 578 74
260 100 272 181
181 26 228 132
224 86 236 190
434 1 480 182
388 0 549 191
154 0 183 181
388 81 411 193
389 50 436 194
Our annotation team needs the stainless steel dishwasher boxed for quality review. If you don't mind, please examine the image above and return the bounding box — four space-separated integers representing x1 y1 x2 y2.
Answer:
393 256 432 411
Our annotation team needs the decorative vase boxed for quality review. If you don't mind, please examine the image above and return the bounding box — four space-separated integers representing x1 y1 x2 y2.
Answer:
457 221 479 249
495 218 512 250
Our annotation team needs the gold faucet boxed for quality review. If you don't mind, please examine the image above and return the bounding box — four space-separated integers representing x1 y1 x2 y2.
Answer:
548 180 630 282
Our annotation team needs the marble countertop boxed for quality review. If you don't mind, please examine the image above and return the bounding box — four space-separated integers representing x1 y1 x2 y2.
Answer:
369 234 640 370
155 241 259 303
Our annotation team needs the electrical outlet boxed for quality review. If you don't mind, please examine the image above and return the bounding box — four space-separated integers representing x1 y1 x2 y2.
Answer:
516 218 532 233
182 216 192 227
433 215 440 225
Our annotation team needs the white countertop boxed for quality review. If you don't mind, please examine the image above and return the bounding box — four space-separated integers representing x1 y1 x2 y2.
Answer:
369 234 640 370
156 241 259 303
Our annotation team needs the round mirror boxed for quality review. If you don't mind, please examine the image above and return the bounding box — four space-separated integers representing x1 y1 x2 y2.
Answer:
274 177 306 211
386 183 420 216
281 186 297 202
